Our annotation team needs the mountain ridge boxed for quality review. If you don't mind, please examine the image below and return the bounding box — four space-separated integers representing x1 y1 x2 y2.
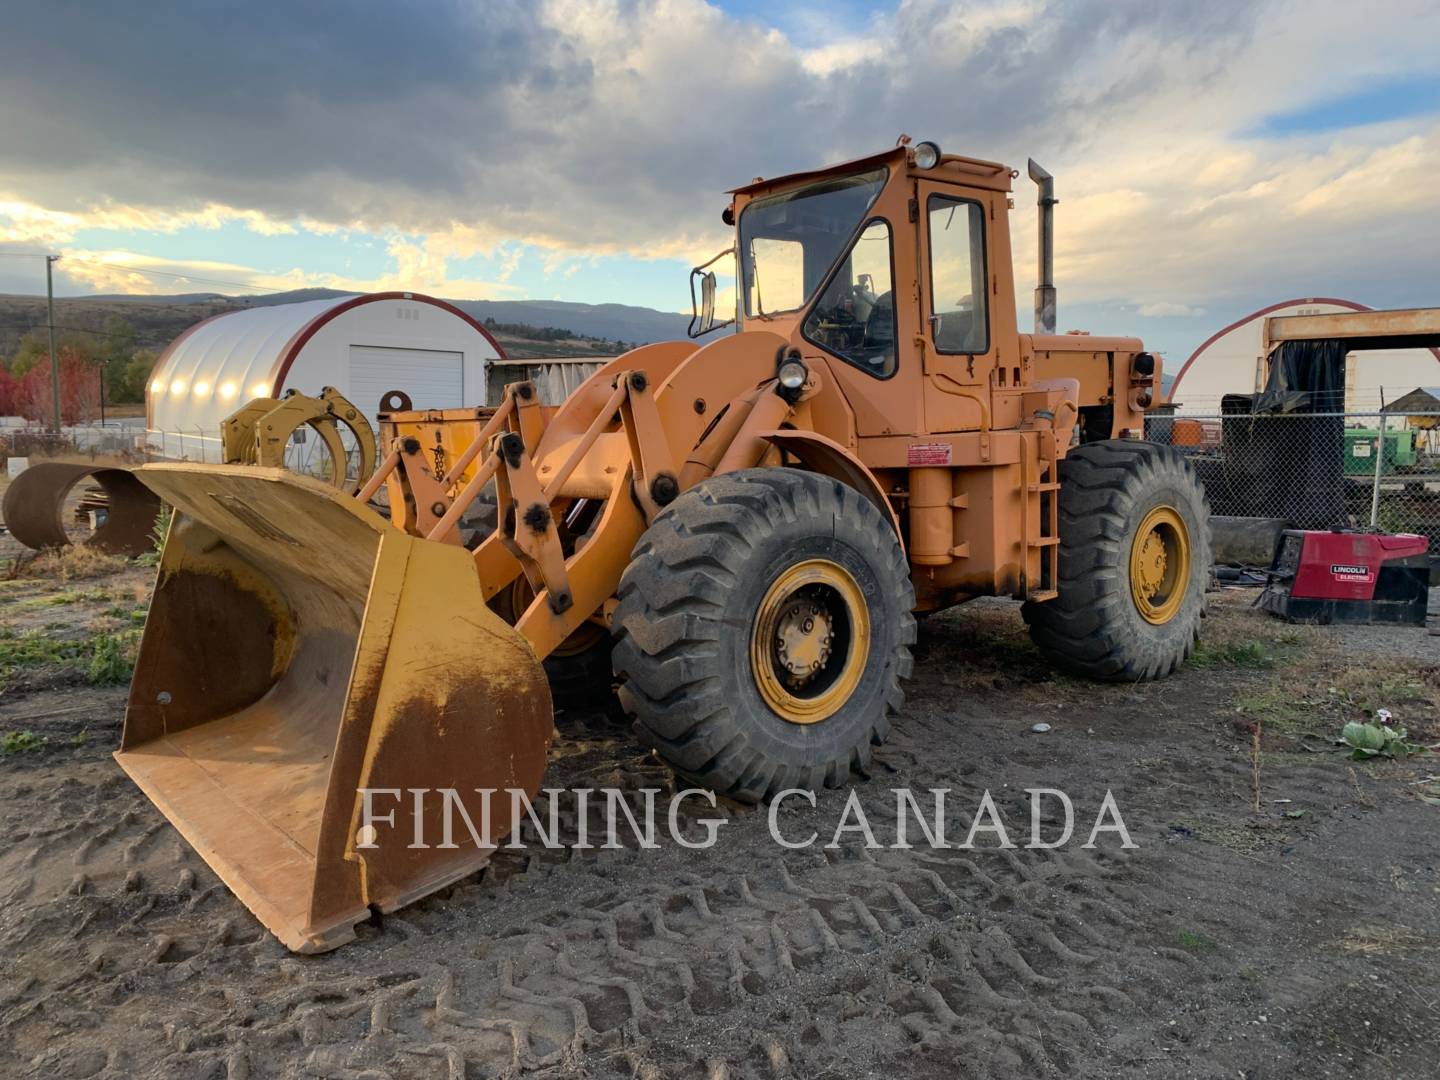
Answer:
63 287 693 345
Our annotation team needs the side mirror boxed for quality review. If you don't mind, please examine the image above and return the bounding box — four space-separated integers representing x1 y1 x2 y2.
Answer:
688 249 736 338
700 270 717 332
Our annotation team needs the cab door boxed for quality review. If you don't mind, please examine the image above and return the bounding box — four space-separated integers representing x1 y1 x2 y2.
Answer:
794 177 925 439
917 181 1002 434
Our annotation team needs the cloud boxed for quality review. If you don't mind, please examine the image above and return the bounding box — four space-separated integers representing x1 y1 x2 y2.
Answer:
16 243 524 301
0 1 1264 249
1137 303 1208 319
0 195 300 245
1046 125 1440 316
0 0 1437 319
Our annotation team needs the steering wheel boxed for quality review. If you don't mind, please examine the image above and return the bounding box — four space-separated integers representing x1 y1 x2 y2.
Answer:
866 291 894 333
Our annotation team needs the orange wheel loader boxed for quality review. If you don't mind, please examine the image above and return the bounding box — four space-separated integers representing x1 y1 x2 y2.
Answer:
116 140 1210 952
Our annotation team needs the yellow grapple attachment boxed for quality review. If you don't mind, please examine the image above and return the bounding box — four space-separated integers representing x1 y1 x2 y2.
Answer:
117 463 552 953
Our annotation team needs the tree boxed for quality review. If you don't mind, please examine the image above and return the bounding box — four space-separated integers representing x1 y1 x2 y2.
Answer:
9 328 100 376
0 367 20 417
2 316 153 409
99 315 137 366
107 348 158 404
19 346 101 425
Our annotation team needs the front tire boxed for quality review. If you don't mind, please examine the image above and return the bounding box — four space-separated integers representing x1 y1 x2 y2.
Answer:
1023 440 1211 681
612 469 915 802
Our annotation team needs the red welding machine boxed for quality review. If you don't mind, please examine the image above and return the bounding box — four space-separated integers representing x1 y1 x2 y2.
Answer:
1259 529 1431 625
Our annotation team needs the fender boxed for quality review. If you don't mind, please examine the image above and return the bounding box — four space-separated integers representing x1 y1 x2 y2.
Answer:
756 429 904 551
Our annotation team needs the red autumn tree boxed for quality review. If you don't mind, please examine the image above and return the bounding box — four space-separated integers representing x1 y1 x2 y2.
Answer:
19 346 101 426
0 366 20 417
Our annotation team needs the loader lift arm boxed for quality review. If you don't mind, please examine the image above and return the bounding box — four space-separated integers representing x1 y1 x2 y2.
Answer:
375 333 817 661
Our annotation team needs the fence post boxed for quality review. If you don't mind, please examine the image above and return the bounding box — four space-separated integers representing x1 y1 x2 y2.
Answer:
1369 412 1386 528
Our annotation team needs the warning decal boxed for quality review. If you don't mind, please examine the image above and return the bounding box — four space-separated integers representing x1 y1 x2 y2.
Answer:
907 442 953 467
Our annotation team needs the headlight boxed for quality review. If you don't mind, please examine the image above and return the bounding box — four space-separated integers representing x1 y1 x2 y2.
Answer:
778 359 808 390
913 141 941 169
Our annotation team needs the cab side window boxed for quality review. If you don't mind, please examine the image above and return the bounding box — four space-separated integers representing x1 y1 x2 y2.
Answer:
927 197 988 355
802 219 896 377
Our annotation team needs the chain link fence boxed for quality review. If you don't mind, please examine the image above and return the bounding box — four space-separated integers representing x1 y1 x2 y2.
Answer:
1147 410 1440 553
10 413 1440 559
2 423 360 485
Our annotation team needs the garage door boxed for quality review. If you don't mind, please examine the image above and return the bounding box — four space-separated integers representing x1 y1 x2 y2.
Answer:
348 345 464 418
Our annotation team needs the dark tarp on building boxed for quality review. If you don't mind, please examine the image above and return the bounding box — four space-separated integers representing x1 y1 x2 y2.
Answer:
1222 340 1347 528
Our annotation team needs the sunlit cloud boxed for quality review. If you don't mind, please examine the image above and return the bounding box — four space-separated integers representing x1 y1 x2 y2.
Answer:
0 196 308 246
47 244 525 301
0 0 1434 341
1137 302 1207 319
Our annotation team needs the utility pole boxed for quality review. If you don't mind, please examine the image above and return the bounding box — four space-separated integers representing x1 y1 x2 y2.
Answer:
45 255 61 433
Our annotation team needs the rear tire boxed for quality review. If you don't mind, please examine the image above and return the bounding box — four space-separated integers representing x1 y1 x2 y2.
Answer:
612 468 915 802
1023 440 1211 681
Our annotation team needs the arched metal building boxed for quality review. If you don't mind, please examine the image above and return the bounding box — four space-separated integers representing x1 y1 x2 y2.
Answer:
145 292 504 460
1167 297 1440 414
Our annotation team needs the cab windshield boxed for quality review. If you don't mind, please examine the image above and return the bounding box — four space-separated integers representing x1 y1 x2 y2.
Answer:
738 168 887 318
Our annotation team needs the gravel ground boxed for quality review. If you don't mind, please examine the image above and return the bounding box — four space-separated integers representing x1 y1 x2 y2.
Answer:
2 543 1439 1078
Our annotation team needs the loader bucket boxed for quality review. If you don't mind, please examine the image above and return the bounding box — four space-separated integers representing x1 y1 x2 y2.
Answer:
116 463 553 953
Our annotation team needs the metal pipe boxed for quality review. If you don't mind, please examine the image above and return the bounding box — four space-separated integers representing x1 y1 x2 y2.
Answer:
712 386 794 476
355 447 401 504
428 451 502 541
1027 159 1056 335
542 380 628 499
1369 411 1387 528
46 255 61 433
441 395 514 486
908 467 955 567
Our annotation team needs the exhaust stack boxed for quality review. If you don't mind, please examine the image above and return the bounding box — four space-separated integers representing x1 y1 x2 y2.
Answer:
1027 159 1057 335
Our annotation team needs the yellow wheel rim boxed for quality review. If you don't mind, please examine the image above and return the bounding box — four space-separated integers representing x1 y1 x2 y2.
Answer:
1129 505 1190 625
750 558 870 724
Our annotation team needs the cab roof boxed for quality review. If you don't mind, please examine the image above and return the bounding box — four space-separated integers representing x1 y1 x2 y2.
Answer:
727 145 1014 197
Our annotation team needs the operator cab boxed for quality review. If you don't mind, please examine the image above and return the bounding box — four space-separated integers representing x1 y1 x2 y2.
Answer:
690 142 1008 395
736 167 897 376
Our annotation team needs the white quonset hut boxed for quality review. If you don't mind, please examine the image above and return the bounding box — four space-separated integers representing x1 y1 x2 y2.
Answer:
1167 297 1440 415
145 292 504 461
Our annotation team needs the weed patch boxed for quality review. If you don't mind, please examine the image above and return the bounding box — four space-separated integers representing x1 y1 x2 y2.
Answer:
0 629 73 680
1178 929 1218 954
134 504 172 568
1 729 45 755
87 630 139 686
29 546 128 582
1191 639 1273 668
0 626 141 690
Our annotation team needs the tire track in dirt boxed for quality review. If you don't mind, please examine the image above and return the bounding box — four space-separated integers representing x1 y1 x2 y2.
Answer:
7 599 1437 1077
1 700 1174 1078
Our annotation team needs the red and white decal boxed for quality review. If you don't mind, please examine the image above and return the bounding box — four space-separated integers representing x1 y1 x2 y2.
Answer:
907 442 952 467
1330 563 1373 583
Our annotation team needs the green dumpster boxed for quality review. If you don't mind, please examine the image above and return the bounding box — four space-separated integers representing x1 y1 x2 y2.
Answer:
1343 428 1418 476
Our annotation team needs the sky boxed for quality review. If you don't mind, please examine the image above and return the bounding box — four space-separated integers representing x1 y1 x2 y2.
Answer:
0 0 1438 365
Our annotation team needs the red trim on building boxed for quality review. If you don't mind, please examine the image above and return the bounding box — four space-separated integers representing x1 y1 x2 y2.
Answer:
270 292 507 395
1168 297 1440 403
1166 297 1371 403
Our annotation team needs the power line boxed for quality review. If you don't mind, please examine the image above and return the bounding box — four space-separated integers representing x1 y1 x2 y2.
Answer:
0 322 142 338
4 250 277 293
56 256 276 293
